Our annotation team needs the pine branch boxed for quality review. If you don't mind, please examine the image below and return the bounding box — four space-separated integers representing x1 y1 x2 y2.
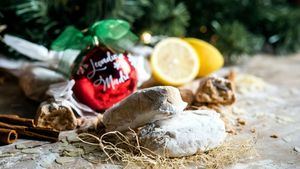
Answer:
134 0 190 36
1 0 300 62
211 21 264 64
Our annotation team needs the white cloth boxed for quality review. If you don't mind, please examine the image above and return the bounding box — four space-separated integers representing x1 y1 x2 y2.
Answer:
128 46 152 86
47 80 98 117
3 34 80 71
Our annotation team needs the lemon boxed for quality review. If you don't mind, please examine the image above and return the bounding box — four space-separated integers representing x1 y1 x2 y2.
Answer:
151 37 200 86
184 38 224 77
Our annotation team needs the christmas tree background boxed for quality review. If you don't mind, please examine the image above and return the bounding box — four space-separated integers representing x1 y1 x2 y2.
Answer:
0 0 300 63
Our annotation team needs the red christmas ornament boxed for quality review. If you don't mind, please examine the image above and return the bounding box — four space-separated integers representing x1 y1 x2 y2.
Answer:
72 46 137 112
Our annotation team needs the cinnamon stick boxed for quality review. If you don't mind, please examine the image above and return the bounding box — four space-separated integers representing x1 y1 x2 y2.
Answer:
0 121 26 130
0 114 19 118
0 128 18 144
0 122 59 142
28 127 60 138
0 114 34 127
21 130 58 142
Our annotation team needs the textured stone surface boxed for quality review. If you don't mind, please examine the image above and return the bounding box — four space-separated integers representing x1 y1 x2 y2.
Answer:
0 54 300 168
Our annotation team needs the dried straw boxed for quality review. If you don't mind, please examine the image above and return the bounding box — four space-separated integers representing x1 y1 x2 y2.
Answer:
77 129 254 169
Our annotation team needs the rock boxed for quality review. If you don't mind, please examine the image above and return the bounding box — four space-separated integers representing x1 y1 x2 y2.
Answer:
103 86 187 132
35 100 77 131
138 109 226 157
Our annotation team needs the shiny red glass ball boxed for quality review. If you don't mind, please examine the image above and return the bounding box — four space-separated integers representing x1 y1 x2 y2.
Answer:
72 46 137 112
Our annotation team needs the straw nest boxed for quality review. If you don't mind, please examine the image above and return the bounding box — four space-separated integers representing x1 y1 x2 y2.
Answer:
77 129 255 169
